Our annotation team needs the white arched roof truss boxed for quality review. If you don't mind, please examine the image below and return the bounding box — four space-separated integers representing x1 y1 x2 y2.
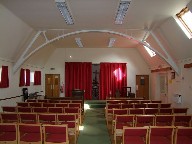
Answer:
13 30 180 74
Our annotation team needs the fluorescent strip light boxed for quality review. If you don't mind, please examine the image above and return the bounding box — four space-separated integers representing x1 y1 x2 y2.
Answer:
143 42 156 57
55 0 74 25
115 0 132 24
75 38 83 48
108 38 116 47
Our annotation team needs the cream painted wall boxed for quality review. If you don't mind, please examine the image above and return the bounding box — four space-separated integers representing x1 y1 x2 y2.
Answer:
0 58 44 112
44 48 151 97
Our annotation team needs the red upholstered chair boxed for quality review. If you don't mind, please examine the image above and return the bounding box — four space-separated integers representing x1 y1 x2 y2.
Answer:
175 126 192 144
2 106 17 113
147 103 159 108
105 104 122 126
29 102 42 107
48 107 63 113
140 100 151 104
122 126 149 144
49 100 59 103
68 103 82 113
18 123 42 144
37 99 49 103
57 113 78 143
174 115 192 127
112 109 128 134
43 124 69 144
19 113 38 124
159 103 171 108
149 126 175 144
155 115 174 126
121 104 134 109
145 108 159 115
1 113 19 123
134 104 147 108
151 100 162 103
114 115 135 144
43 103 55 108
135 115 155 127
38 113 57 125
59 100 71 103
0 123 18 144
33 107 48 113
17 102 29 107
17 107 32 113
159 108 173 115
129 108 144 115
129 100 140 104
55 103 68 109
172 108 188 115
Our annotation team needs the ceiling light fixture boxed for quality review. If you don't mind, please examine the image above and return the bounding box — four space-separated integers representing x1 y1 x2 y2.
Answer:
55 0 74 25
75 38 83 48
115 0 132 24
108 38 116 48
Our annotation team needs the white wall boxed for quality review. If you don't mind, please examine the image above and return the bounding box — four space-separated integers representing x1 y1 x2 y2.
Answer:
0 58 44 112
44 48 151 97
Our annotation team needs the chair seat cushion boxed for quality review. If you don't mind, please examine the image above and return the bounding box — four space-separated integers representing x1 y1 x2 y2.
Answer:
46 134 67 142
0 132 16 141
20 133 41 142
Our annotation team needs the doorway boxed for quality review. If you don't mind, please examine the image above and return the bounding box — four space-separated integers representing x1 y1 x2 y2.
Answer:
136 75 149 99
45 74 60 98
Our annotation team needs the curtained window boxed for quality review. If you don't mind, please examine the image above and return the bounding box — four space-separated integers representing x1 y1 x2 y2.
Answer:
65 62 92 100
99 63 127 100
34 71 41 85
19 68 30 87
0 66 9 88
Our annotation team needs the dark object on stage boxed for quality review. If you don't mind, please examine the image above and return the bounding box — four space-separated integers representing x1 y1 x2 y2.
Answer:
22 88 28 102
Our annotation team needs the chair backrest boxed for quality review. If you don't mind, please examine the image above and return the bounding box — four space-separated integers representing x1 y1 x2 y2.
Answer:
38 113 57 124
159 108 173 115
145 108 159 115
174 115 192 127
42 103 55 107
55 103 68 108
1 113 19 123
155 115 174 126
159 103 171 108
147 103 159 108
149 126 175 144
121 104 134 109
17 102 29 107
122 126 149 144
135 115 155 127
129 108 144 115
175 126 192 144
17 107 32 113
18 123 42 143
151 100 162 103
134 104 147 108
57 114 77 128
2 106 17 113
29 102 42 107
172 108 188 115
26 99 37 102
43 124 69 144
0 123 18 143
19 113 37 124
37 99 48 103
115 115 135 128
33 107 48 113
48 107 63 113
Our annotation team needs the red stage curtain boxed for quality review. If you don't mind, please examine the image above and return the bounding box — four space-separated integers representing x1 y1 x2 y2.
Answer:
0 66 9 88
65 62 92 100
34 71 41 85
25 69 30 86
99 63 127 100
19 68 25 87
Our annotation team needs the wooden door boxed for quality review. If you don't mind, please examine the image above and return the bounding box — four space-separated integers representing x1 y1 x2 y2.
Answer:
136 75 149 99
45 74 60 98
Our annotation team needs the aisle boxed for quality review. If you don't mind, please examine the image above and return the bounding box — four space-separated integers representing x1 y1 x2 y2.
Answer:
77 108 111 144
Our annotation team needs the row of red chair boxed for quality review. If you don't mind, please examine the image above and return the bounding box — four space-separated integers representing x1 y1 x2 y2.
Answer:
121 126 192 144
113 114 192 144
0 112 78 143
0 123 69 144
27 99 82 104
1 106 82 124
106 99 162 104
106 108 188 125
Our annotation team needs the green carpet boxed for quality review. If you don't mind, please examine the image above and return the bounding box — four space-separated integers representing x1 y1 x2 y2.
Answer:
77 108 111 144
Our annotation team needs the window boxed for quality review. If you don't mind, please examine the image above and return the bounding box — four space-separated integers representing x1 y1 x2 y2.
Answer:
143 42 156 57
30 72 34 83
176 7 192 39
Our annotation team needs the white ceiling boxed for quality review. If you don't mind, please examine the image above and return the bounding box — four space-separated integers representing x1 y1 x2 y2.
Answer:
0 0 192 70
